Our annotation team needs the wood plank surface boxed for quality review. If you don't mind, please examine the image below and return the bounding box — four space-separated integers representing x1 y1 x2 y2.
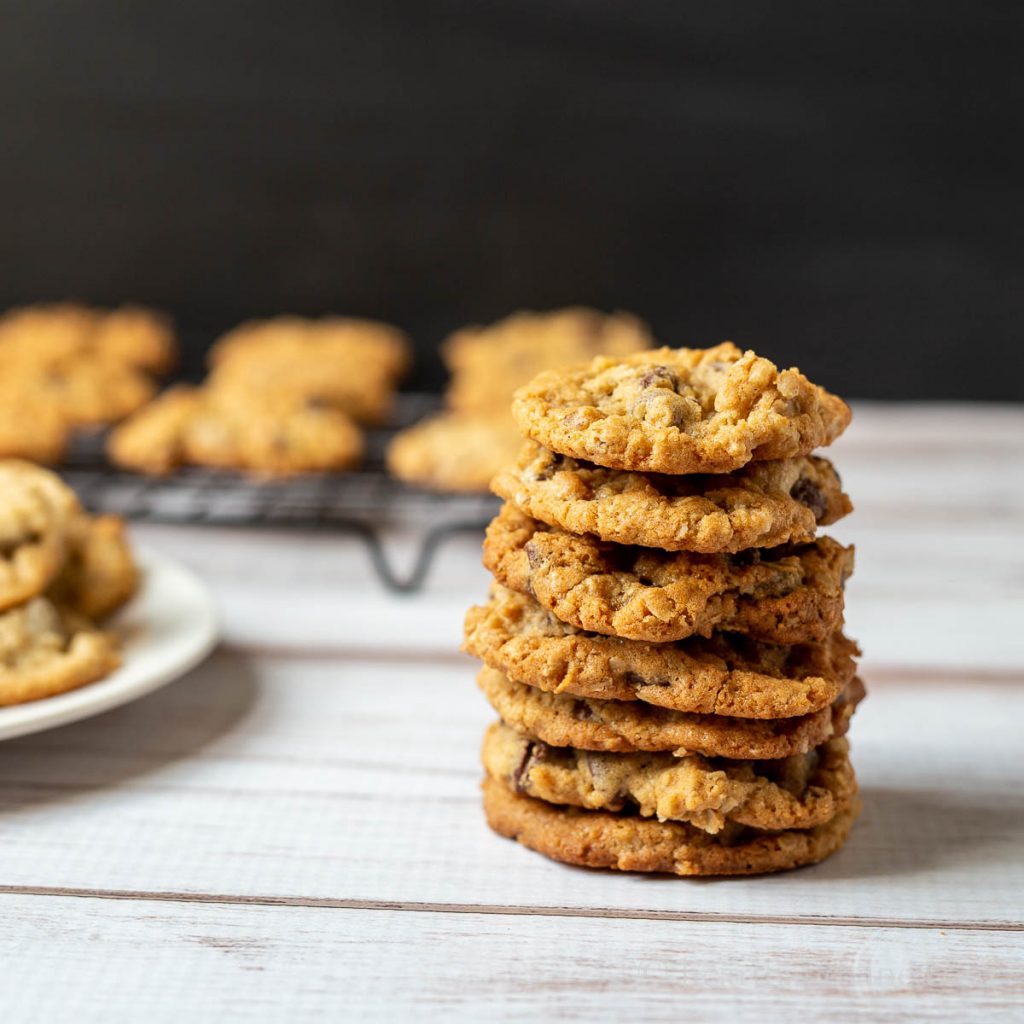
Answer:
2 404 1022 1021
0 653 1021 929
3 894 1021 1023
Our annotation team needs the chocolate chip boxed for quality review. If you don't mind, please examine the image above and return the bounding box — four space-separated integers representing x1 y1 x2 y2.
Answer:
524 541 542 569
638 366 677 390
512 740 551 792
582 750 612 785
621 668 670 689
573 700 598 722
790 478 827 521
732 548 762 567
531 452 565 481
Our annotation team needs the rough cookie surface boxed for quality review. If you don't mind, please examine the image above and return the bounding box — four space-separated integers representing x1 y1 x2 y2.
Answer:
477 666 865 760
493 442 852 553
0 303 175 375
49 515 139 621
484 504 853 644
107 387 201 475
387 412 523 493
463 586 858 718
484 723 856 834
483 775 859 876
207 315 409 425
512 342 851 474
0 596 120 706
108 386 363 477
0 391 70 464
0 461 81 612
442 308 653 415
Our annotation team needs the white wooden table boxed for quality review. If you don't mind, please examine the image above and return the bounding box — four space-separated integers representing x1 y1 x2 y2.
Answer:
3 404 1023 1022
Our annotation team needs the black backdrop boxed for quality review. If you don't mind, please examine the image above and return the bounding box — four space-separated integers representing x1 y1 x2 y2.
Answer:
2 1 1022 399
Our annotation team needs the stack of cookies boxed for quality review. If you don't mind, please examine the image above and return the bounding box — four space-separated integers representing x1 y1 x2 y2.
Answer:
387 308 653 492
109 315 409 477
0 460 139 706
464 342 862 876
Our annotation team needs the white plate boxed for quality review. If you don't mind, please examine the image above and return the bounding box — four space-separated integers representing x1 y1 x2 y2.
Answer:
0 549 218 741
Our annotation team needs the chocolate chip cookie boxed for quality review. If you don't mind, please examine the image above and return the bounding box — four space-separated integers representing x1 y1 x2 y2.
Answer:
108 386 364 477
0 303 176 375
442 308 653 415
483 775 860 876
512 342 851 474
207 315 410 425
477 666 865 760
0 461 81 612
484 504 853 644
484 722 856 835
0 596 120 706
464 586 857 718
387 412 523 493
493 442 852 553
49 514 139 621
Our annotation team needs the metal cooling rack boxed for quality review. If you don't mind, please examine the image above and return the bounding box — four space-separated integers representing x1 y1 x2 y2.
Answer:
58 394 499 594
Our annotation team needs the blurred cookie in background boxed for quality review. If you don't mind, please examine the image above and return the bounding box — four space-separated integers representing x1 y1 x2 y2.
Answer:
388 308 653 492
0 303 176 376
442 308 653 415
0 303 177 460
386 412 523 493
207 315 410 425
107 312 408 477
109 384 364 478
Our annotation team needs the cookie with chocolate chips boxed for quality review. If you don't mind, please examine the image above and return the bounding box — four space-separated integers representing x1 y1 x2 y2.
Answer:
512 342 851 475
386 412 523 493
464 586 858 718
477 666 865 760
492 441 852 553
484 504 854 644
0 595 120 706
484 722 857 835
0 461 81 613
483 774 860 876
109 386 364 477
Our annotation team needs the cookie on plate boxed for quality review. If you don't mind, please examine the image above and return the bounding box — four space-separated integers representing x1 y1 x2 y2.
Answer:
483 504 853 644
0 461 81 612
512 342 851 475
0 596 120 706
492 442 852 553
49 514 139 621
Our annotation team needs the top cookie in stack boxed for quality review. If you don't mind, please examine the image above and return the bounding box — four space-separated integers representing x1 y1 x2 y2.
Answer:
387 308 653 492
465 342 863 876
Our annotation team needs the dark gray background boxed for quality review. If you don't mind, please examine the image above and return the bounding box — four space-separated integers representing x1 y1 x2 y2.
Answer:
1 1 1022 398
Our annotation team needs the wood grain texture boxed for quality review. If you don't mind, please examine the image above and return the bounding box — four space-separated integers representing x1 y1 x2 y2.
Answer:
3 894 1022 1023
0 653 1021 929
0 404 1021 1020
